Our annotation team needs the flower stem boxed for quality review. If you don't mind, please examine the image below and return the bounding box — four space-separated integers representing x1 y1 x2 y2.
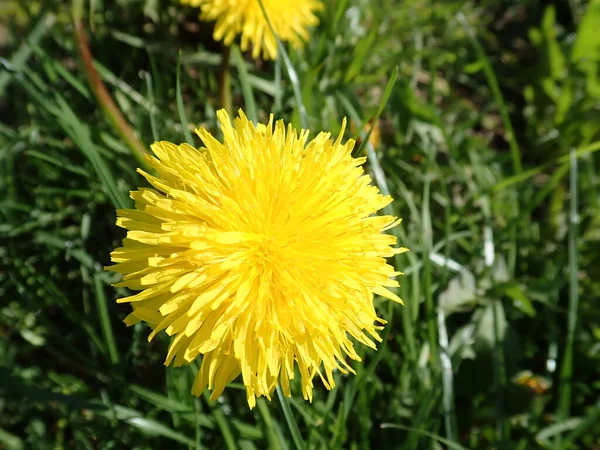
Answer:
276 385 305 450
218 45 232 115
71 0 149 169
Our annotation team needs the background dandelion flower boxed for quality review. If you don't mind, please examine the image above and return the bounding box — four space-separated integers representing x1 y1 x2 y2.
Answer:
180 0 323 60
106 109 407 408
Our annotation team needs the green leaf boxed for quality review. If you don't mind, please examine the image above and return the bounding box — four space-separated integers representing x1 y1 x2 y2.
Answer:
503 284 536 317
571 0 600 68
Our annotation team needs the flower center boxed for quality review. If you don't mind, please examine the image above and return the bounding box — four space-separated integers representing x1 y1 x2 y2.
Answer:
253 236 282 264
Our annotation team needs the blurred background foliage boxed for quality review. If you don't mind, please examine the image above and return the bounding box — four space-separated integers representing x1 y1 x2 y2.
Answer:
1 0 599 449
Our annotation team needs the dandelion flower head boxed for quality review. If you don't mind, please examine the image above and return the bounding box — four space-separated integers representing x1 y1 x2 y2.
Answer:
106 110 407 408
180 0 323 60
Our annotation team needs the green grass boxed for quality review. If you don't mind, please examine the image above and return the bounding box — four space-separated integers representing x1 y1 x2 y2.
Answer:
1 0 600 449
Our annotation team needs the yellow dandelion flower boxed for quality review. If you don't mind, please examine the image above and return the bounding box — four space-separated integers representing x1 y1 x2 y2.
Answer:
106 109 407 408
180 0 323 60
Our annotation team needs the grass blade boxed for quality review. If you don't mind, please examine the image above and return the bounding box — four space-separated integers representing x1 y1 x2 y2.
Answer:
274 55 282 114
144 71 159 142
257 398 288 450
231 45 258 123
15 71 129 209
177 51 194 145
438 307 458 443
53 95 130 210
421 177 439 370
72 0 149 169
257 0 308 128
210 403 237 450
555 148 580 446
93 271 120 365
457 12 522 174
492 300 510 448
560 401 600 449
354 67 398 156
0 12 56 96
1 371 196 446
276 386 305 450
381 423 469 450
494 140 600 192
